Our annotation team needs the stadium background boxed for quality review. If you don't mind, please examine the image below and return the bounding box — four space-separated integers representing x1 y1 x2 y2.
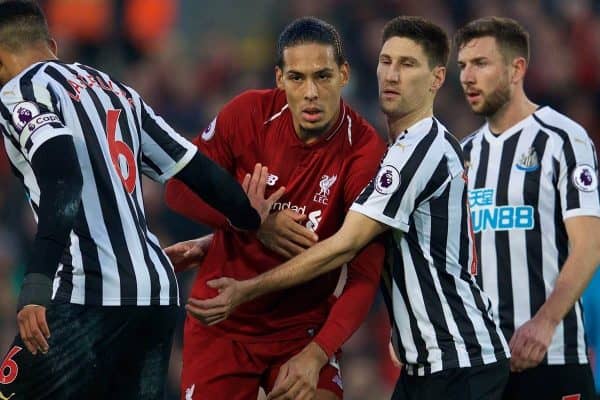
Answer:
0 0 599 398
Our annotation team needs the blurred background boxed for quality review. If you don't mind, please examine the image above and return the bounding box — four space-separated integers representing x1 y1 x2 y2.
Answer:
1 0 600 399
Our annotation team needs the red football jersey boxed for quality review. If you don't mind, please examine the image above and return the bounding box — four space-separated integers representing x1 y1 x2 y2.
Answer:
166 89 386 343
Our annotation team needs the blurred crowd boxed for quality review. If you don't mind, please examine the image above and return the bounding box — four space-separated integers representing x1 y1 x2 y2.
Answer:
1 0 599 399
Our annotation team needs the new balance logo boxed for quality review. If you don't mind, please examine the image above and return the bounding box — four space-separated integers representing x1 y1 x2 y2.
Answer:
0 392 15 400
266 174 279 186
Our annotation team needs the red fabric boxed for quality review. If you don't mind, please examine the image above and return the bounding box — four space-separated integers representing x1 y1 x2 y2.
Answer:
181 317 343 399
314 234 385 357
165 88 386 347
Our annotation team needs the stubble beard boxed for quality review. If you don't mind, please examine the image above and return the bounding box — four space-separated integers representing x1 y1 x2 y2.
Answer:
473 80 511 117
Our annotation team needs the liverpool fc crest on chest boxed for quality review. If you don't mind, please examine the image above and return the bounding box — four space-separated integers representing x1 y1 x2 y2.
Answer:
313 174 337 205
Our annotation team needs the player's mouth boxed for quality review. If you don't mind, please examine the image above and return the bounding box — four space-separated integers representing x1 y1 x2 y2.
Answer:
465 89 483 103
302 107 323 122
381 89 401 99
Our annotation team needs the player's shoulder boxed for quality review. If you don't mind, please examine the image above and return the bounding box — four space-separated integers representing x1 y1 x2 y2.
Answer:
533 106 590 144
223 88 286 122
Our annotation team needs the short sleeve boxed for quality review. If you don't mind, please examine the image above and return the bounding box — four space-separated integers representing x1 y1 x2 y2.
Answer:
138 99 197 183
351 127 450 232
1 82 70 160
556 132 600 220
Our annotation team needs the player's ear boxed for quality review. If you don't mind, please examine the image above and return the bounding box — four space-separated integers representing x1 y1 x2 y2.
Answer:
275 66 284 89
510 56 527 84
339 62 350 87
48 38 58 57
430 66 446 93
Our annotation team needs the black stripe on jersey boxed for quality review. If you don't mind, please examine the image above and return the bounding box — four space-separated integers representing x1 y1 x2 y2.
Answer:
424 185 462 368
46 83 63 120
444 131 465 163
383 121 438 218
524 131 549 324
380 235 397 330
46 64 138 304
472 137 489 289
141 154 163 176
140 102 188 161
463 139 474 165
354 178 376 205
390 241 429 370
18 64 50 112
552 158 579 363
380 236 406 365
414 158 448 206
55 236 75 302
593 145 600 204
533 114 580 210
495 130 522 341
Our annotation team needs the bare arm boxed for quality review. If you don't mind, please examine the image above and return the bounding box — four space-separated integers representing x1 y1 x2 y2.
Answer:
510 215 600 371
242 210 388 303
536 216 600 324
186 211 389 323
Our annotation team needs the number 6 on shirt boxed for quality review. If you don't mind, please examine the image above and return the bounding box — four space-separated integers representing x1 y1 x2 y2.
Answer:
0 346 22 385
106 109 136 193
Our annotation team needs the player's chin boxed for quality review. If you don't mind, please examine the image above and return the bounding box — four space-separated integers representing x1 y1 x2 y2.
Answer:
300 120 328 132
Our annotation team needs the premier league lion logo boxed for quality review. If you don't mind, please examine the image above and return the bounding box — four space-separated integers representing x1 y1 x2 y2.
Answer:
11 101 39 131
379 169 394 188
18 108 32 124
572 164 598 192
375 165 401 195
580 168 593 187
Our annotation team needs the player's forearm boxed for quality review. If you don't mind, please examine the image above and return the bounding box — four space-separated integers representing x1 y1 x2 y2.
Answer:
165 179 229 229
536 245 600 326
243 236 360 302
175 152 260 230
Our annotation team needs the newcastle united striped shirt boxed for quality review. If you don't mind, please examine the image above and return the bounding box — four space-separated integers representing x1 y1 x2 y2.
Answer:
462 106 600 365
351 117 509 376
0 61 197 306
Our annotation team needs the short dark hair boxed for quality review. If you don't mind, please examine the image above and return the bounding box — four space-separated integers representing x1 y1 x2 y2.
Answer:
382 16 449 68
0 0 50 52
276 17 345 68
454 17 530 63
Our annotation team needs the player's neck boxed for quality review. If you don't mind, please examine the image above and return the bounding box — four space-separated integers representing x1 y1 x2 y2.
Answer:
487 89 538 134
386 104 433 142
4 46 57 83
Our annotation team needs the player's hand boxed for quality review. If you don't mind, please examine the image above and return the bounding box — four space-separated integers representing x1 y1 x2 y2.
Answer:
185 277 249 325
267 342 328 400
17 305 50 355
164 235 213 273
509 314 556 372
242 163 285 224
258 210 318 259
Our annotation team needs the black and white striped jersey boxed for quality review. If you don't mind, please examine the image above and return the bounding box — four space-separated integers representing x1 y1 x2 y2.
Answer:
462 106 600 365
0 61 197 306
351 117 509 376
